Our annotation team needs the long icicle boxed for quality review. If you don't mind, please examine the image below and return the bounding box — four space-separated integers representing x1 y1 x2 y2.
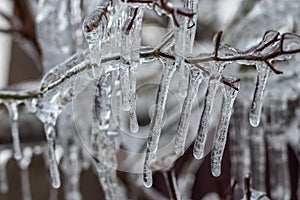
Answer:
143 60 176 188
174 0 199 98
175 67 202 156
211 80 239 177
193 77 219 159
120 6 144 133
249 62 271 127
93 71 122 200
44 122 61 189
5 101 22 160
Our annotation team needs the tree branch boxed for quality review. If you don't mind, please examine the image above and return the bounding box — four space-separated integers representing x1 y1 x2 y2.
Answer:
1 30 300 101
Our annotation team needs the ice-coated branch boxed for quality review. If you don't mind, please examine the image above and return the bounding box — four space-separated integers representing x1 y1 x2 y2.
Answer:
0 30 300 102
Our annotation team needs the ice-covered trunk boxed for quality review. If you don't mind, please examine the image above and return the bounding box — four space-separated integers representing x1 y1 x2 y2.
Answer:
4 101 22 160
265 100 291 200
143 60 176 188
175 67 202 156
230 102 251 199
249 63 271 127
211 80 239 177
19 147 33 200
0 149 12 193
193 76 219 159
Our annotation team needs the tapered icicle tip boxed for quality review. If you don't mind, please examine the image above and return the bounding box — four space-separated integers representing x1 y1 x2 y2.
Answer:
143 166 153 188
143 175 153 188
249 113 260 127
211 165 221 177
130 122 139 133
52 178 61 189
14 152 22 160
193 147 203 160
174 146 184 156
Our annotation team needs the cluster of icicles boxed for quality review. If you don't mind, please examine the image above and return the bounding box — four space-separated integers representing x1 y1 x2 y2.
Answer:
80 0 270 189
0 0 300 199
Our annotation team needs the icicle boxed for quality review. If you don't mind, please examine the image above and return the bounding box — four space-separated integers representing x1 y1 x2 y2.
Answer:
5 101 22 160
211 79 239 177
119 6 144 133
82 2 109 78
249 63 271 127
183 0 199 55
94 72 113 130
90 114 120 199
143 60 176 187
173 0 198 98
0 149 12 193
19 147 33 200
119 65 131 111
175 67 202 156
129 102 139 133
193 77 219 160
44 122 61 189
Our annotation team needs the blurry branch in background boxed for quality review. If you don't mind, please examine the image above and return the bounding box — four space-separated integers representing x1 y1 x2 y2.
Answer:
0 0 41 67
